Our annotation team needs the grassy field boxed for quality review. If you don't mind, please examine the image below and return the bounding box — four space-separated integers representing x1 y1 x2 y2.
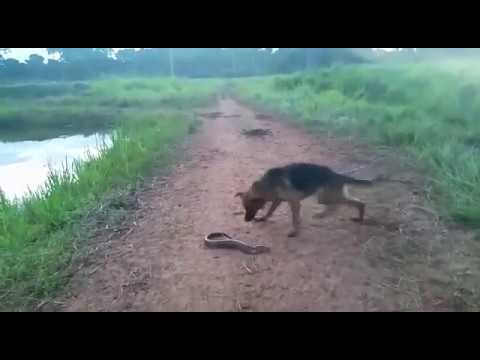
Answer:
0 77 220 310
233 61 480 226
0 77 221 141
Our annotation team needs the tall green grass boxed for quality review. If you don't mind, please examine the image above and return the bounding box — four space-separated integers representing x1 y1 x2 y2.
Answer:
233 62 480 225
0 77 220 310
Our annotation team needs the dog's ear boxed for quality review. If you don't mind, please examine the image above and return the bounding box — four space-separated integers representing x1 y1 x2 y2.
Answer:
235 192 244 198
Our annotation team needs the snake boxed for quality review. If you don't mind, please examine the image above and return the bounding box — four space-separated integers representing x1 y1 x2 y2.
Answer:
204 232 270 255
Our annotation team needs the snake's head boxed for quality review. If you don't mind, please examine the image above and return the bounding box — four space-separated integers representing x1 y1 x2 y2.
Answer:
253 245 271 254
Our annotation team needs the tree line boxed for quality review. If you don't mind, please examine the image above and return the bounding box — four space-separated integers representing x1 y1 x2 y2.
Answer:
0 48 367 81
1 48 478 82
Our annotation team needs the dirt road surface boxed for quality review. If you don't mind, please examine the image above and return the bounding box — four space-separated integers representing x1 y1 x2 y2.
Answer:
60 98 479 312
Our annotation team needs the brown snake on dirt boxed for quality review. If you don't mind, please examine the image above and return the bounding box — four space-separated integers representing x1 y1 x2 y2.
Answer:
204 233 270 255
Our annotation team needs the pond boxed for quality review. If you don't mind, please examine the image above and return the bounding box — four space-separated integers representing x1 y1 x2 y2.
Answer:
0 133 111 201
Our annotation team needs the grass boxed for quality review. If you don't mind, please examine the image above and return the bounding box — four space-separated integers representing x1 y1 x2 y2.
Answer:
0 77 220 310
232 61 480 225
0 77 222 141
5 60 480 309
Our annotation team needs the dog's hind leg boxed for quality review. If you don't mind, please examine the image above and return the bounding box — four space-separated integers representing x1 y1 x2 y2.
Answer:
314 187 339 220
313 204 338 219
341 186 366 222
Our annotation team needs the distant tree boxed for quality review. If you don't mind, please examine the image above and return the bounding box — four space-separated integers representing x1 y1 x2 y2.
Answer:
0 54 4 75
1 58 26 80
26 54 45 66
169 48 175 77
25 54 46 79
47 48 112 62
46 48 115 80
0 47 368 81
43 59 64 80
118 48 170 76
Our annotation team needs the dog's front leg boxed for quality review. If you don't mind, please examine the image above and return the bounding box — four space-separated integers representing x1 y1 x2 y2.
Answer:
287 201 301 237
255 200 282 222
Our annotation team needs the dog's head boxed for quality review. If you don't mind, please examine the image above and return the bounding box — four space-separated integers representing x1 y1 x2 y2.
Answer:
235 184 267 222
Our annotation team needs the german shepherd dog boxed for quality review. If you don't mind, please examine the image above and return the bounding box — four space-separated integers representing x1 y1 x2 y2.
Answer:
235 163 374 237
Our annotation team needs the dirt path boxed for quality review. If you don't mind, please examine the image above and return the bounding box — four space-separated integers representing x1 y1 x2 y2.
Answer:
61 98 479 312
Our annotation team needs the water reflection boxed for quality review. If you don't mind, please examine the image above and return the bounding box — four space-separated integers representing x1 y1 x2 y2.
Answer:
0 133 111 201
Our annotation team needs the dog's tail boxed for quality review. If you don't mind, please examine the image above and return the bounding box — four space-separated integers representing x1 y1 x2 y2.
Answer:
333 173 374 186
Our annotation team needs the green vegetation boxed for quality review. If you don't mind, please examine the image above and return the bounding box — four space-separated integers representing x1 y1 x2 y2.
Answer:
0 78 221 141
233 61 480 225
4 49 480 310
0 77 220 310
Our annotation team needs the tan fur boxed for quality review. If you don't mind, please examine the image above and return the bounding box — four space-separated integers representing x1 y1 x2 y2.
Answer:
236 164 370 237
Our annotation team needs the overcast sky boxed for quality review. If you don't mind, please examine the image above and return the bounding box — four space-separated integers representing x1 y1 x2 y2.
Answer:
0 48 131 63
1 48 398 63
2 48 56 62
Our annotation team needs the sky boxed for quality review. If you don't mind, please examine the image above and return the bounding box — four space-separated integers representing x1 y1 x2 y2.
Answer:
0 48 133 63
1 48 141 63
1 48 57 62
1 48 398 63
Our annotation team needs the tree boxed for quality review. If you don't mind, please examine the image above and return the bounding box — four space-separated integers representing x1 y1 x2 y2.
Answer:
26 54 45 66
45 48 115 80
169 48 175 77
44 59 64 80
47 48 113 63
1 59 26 80
0 47 367 81
25 54 46 79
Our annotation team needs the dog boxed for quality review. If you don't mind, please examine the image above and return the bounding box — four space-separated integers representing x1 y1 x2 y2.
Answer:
235 163 374 237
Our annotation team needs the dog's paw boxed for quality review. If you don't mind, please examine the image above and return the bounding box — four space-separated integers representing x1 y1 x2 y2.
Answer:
350 217 364 223
287 231 298 238
253 217 267 223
